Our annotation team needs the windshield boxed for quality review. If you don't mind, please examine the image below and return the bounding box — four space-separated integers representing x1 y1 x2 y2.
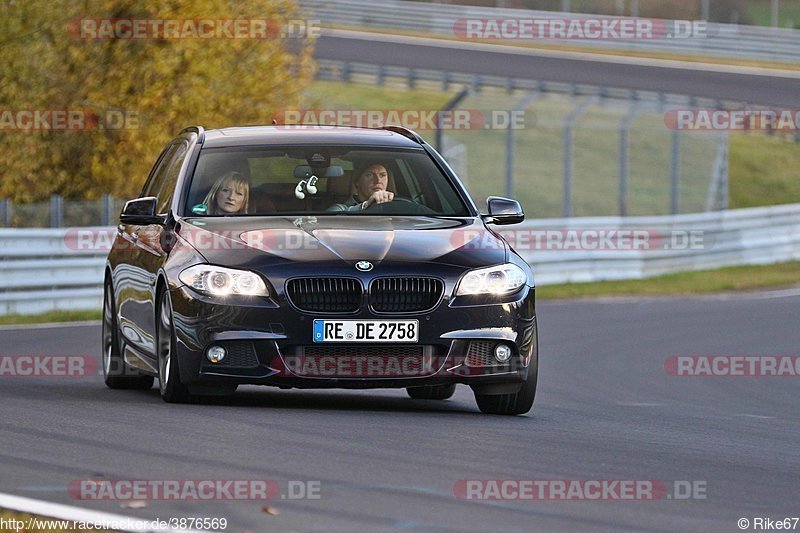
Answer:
184 146 471 217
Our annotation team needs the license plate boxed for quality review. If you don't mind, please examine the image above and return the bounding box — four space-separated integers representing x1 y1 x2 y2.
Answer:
313 320 419 343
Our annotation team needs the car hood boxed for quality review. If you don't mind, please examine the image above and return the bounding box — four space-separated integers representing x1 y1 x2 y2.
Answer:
177 216 507 268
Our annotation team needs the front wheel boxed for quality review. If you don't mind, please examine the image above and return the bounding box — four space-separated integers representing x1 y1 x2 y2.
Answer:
102 282 153 390
157 290 191 403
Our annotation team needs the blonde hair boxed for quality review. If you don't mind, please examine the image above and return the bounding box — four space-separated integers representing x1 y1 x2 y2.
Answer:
202 171 250 215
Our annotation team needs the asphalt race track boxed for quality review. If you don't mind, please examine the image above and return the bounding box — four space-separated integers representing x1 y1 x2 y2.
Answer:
1 293 798 532
315 31 800 107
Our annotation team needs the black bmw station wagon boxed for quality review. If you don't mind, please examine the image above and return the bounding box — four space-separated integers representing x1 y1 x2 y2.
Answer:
103 125 538 415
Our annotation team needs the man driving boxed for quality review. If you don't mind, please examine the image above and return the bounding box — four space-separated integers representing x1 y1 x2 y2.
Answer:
327 162 394 211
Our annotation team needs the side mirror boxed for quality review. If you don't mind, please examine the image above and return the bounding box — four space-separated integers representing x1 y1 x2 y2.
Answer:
483 196 524 225
120 197 165 225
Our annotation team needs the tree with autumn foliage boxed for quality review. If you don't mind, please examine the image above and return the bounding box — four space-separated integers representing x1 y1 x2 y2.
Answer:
0 0 316 202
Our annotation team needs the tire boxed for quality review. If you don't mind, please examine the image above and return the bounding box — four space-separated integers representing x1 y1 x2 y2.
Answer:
157 289 192 403
102 282 154 390
406 384 456 400
474 331 538 415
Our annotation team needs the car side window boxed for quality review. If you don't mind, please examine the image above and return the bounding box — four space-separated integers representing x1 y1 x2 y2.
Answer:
141 143 179 198
155 141 189 214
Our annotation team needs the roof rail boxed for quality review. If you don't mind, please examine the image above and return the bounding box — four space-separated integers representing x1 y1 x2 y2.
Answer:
179 125 205 137
380 125 424 144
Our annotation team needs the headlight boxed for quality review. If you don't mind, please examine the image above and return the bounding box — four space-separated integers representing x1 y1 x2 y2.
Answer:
179 265 269 297
455 263 527 296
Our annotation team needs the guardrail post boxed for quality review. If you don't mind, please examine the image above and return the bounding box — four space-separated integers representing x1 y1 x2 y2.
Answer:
436 88 471 152
670 131 682 215
1 199 12 227
341 62 351 83
408 68 416 90
50 194 63 228
505 90 541 198
102 194 115 226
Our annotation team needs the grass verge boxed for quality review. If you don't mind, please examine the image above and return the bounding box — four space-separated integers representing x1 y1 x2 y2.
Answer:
0 309 101 326
537 261 800 299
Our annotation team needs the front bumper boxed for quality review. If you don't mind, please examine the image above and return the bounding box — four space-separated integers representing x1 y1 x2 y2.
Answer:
169 282 536 391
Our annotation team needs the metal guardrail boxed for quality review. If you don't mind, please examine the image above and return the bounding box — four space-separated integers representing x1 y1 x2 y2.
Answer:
2 203 800 315
299 0 800 63
0 228 107 315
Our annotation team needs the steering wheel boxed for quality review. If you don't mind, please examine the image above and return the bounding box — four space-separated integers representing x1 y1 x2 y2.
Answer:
362 196 437 215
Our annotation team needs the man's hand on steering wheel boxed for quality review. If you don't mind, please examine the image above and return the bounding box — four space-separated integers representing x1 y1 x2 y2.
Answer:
361 190 395 209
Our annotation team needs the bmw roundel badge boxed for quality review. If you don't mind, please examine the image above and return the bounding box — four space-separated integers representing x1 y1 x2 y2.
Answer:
355 260 373 272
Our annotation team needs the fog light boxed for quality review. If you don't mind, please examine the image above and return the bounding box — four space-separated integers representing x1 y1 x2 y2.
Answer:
206 345 226 364
494 344 512 363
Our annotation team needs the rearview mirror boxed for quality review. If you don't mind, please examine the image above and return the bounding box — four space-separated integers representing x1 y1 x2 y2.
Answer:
120 197 165 225
293 165 344 179
483 196 524 225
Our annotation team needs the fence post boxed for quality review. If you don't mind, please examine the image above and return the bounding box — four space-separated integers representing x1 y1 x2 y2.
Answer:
562 97 596 217
50 195 63 228
670 131 682 215
505 90 541 198
618 104 642 216
1 198 12 227
376 64 385 86
102 194 115 226
771 0 780 27
718 132 729 210
436 88 471 152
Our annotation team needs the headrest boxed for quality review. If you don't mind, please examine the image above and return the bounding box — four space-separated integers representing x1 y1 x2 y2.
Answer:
328 170 354 197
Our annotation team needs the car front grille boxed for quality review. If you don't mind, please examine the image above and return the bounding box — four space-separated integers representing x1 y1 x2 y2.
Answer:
369 277 444 313
286 277 362 313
